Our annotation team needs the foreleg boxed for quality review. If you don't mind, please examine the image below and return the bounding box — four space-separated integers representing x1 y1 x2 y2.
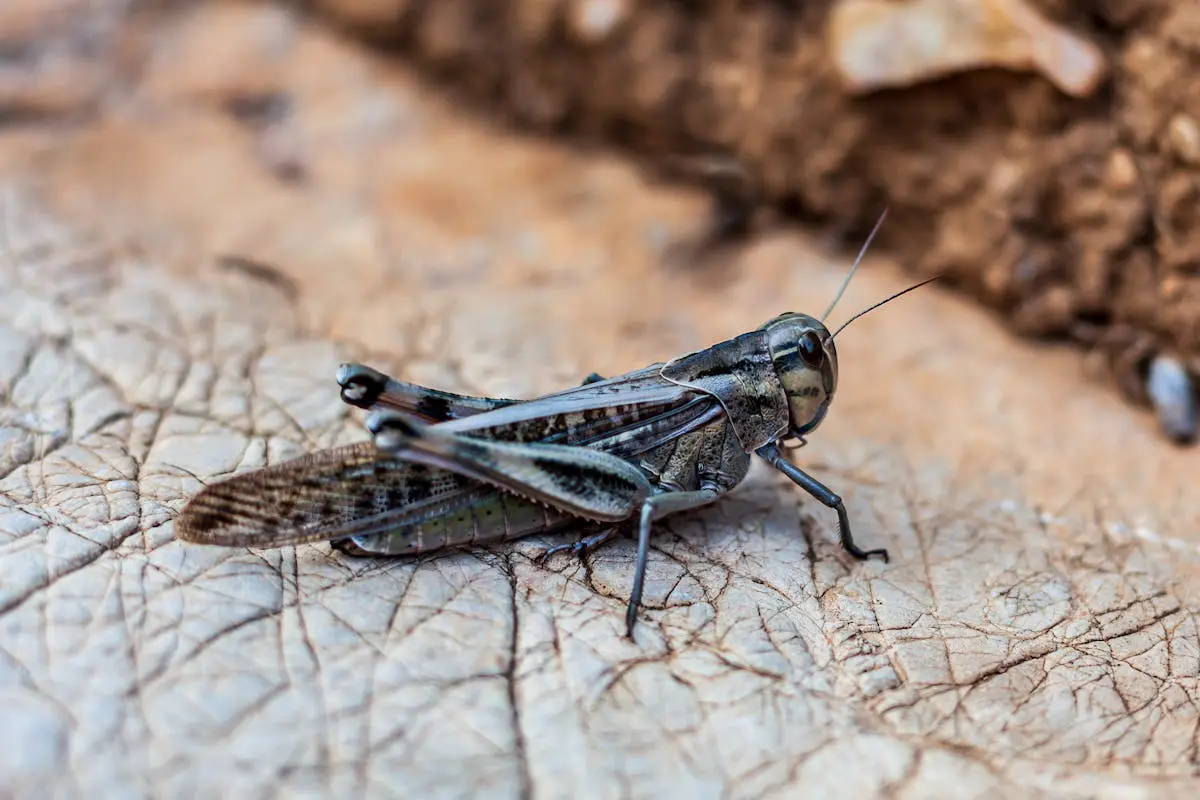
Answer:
756 443 889 562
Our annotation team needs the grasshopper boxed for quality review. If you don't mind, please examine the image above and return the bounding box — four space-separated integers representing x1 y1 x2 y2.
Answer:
174 211 934 638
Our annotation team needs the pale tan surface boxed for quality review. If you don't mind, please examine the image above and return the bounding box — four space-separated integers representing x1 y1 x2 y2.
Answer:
2 4 1200 798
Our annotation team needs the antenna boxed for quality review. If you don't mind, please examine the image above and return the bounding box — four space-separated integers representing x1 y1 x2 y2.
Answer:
820 207 889 323
830 276 941 340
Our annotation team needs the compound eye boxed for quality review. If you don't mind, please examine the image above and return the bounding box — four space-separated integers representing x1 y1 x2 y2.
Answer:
797 331 823 368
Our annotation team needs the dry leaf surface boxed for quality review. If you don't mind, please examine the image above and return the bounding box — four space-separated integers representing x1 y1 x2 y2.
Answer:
1 4 1199 797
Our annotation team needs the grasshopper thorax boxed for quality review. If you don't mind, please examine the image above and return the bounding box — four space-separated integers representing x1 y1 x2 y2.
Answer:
759 312 838 438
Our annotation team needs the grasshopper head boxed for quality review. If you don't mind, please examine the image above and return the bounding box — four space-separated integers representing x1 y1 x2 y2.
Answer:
759 312 838 438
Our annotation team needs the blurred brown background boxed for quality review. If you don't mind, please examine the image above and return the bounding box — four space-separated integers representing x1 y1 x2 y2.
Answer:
305 0 1200 443
9 0 1198 440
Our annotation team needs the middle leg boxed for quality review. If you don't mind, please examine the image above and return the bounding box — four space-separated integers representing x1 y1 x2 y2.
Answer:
626 487 720 640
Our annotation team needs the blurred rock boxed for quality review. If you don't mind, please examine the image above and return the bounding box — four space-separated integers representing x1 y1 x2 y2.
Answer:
828 0 1106 97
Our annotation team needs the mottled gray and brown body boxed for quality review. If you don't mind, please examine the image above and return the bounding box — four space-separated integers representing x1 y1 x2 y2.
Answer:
332 413 750 559
174 312 880 640
174 214 929 640
175 441 582 554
